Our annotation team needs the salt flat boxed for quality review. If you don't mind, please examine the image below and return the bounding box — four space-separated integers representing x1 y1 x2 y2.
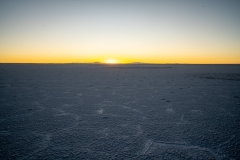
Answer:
0 64 239 159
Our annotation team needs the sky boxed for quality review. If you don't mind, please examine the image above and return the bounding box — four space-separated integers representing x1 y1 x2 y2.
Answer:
0 0 240 64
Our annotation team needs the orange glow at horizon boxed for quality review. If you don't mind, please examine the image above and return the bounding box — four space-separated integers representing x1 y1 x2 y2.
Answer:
0 52 240 64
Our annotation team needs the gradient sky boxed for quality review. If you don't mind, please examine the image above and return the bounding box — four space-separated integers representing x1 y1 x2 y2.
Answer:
0 0 240 64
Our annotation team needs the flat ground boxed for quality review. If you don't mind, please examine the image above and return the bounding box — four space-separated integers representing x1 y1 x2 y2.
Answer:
0 64 240 160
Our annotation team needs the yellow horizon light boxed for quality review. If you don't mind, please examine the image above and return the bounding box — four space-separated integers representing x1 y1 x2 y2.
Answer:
104 58 118 64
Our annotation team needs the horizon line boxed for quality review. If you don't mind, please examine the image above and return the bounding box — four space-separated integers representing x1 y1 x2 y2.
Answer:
0 62 240 65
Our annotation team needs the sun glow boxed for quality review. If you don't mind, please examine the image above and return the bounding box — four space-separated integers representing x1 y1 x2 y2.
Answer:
105 59 118 64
